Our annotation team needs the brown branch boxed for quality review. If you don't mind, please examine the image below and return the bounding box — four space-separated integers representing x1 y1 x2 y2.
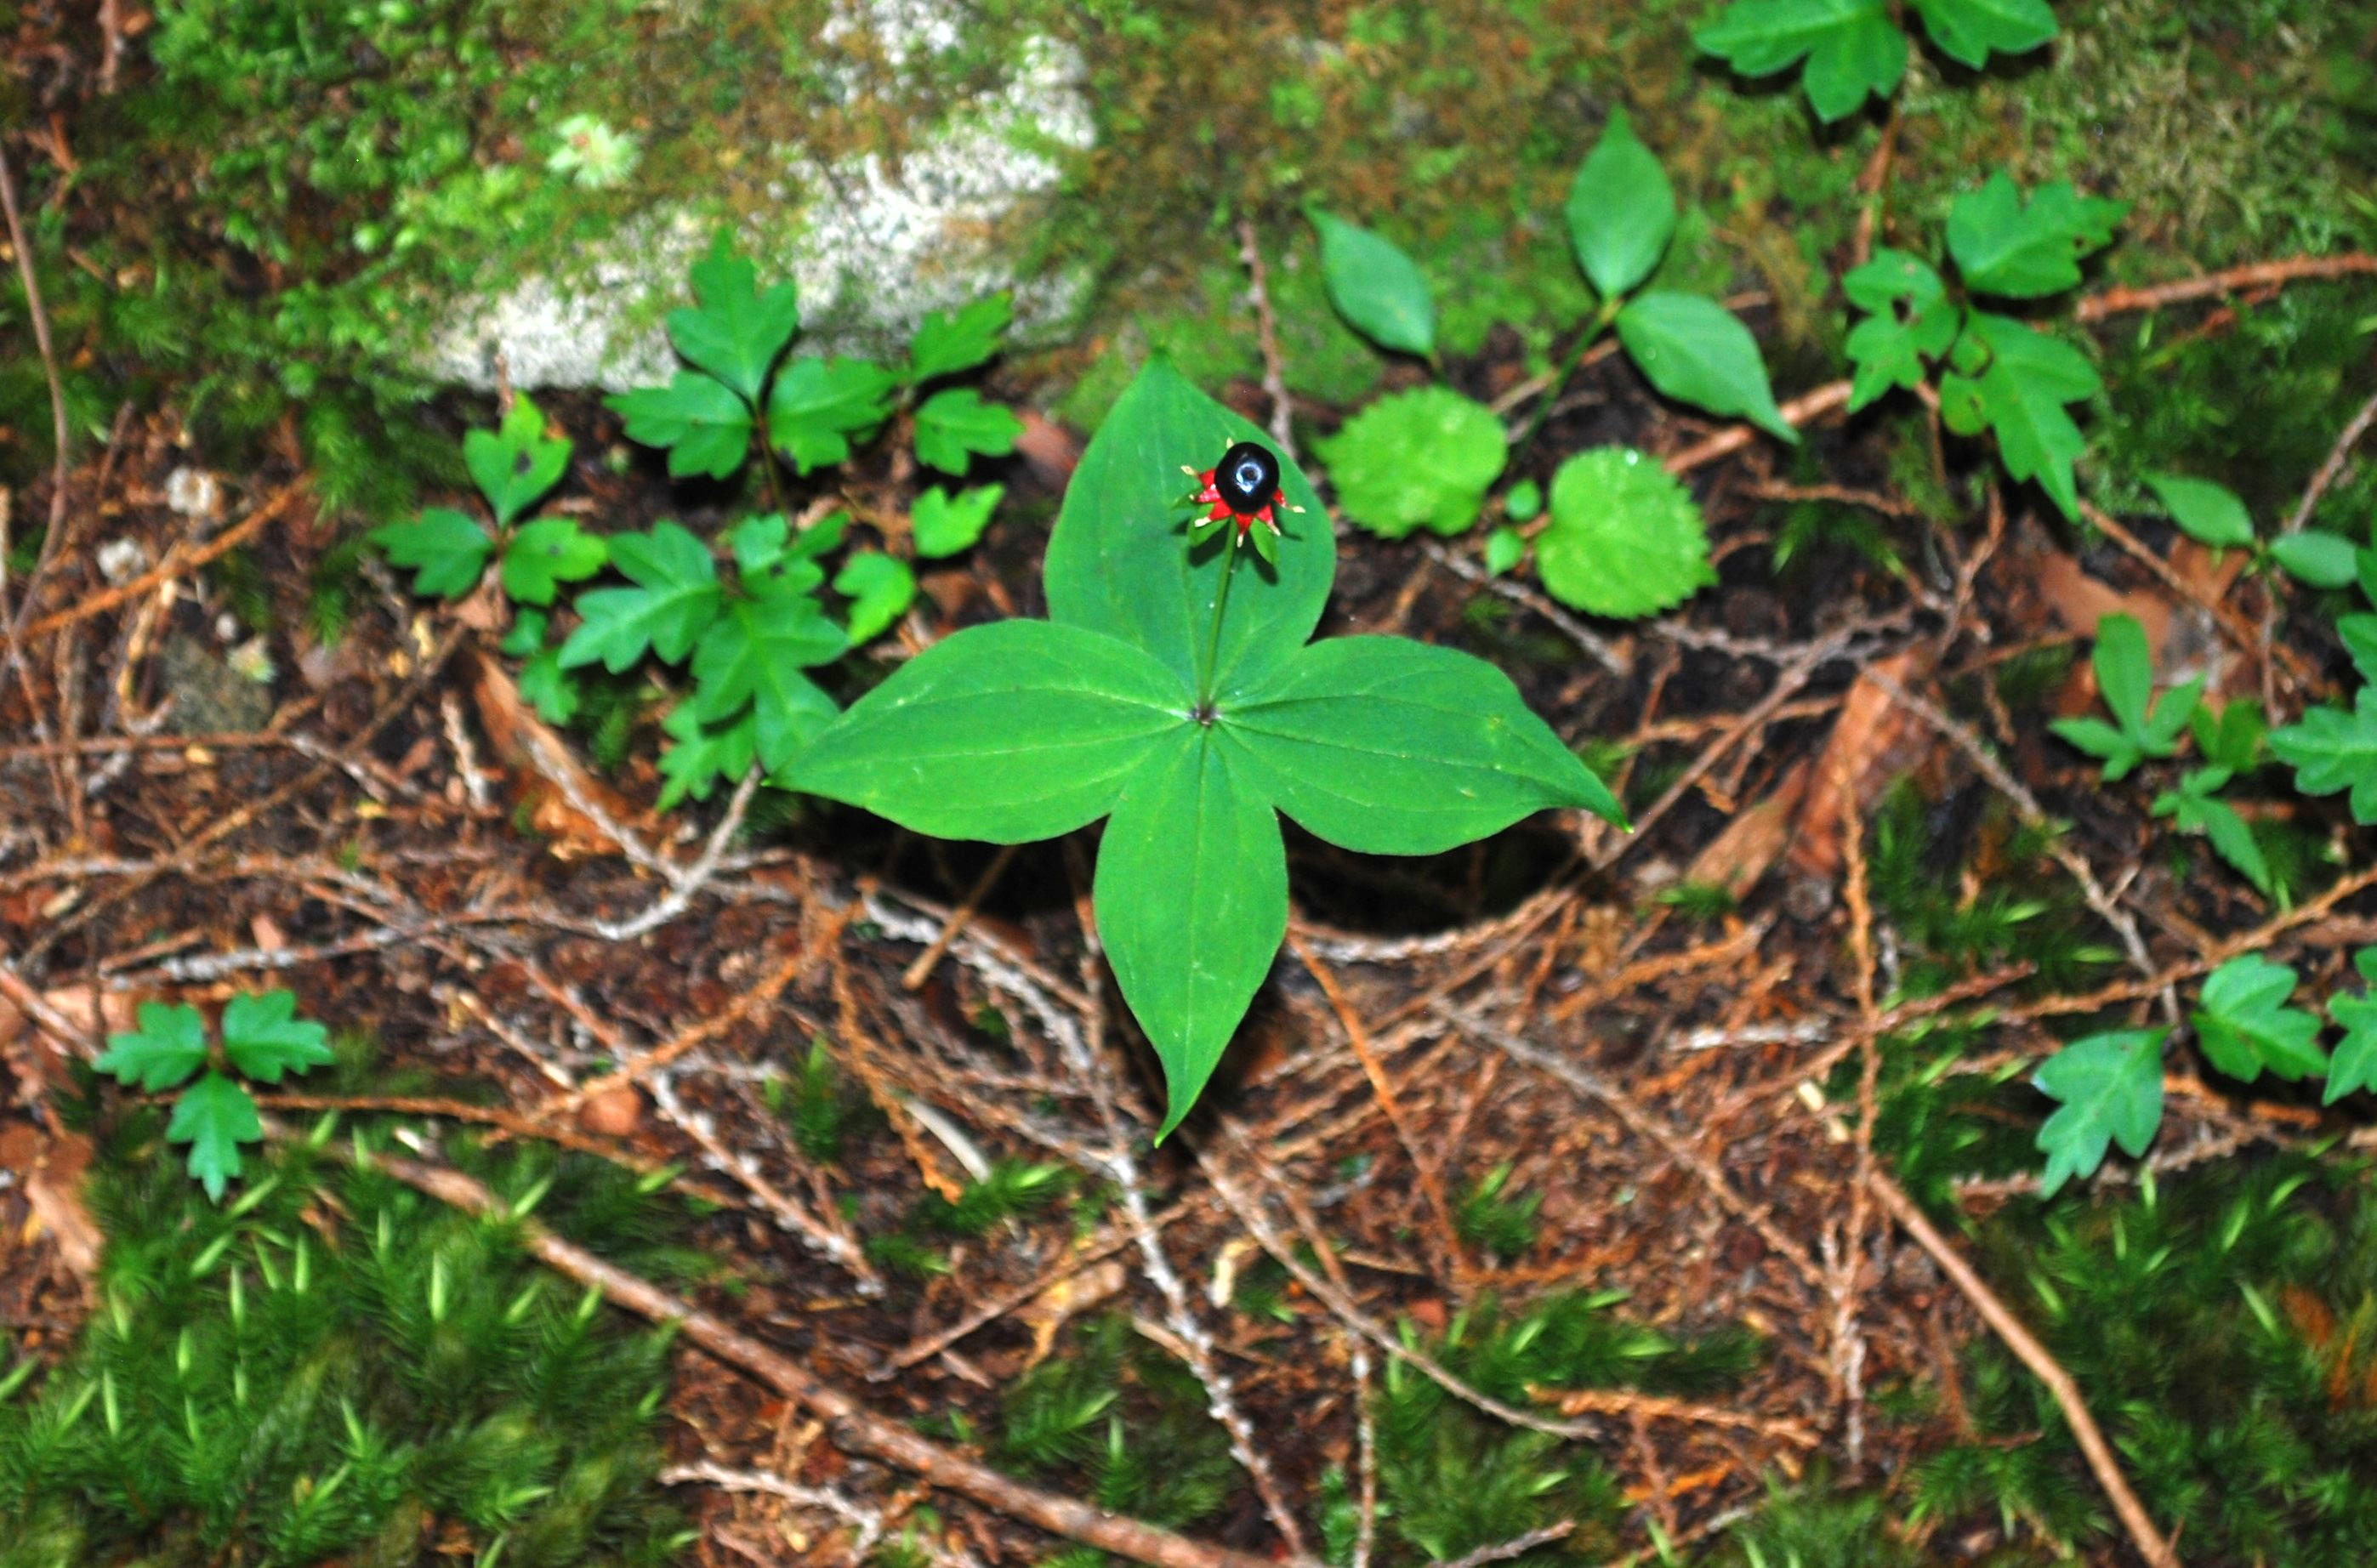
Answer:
2283 388 2377 536
0 141 67 615
1665 380 1854 474
22 485 305 640
2075 253 2377 324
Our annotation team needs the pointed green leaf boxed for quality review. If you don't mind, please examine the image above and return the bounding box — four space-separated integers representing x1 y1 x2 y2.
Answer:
1093 731 1287 1139
2033 1029 2166 1196
791 619 1192 843
219 990 332 1083
2269 531 2361 589
1483 526 1527 576
1319 387 1507 539
768 357 898 474
1693 0 1907 122
669 233 799 402
556 521 722 672
95 1002 209 1092
657 702 759 810
1043 361 1332 698
501 519 609 607
2152 773 2272 896
1616 292 1794 441
517 647 582 724
1312 211 1436 358
913 387 1023 476
370 508 494 600
1842 251 1958 412
2145 473 2255 551
1220 636 1624 855
1565 109 1675 300
2092 613 2154 735
691 598 847 770
833 553 917 645
2325 970 2377 1104
1937 312 2098 520
2271 688 2377 822
1947 174 2127 300
609 372 753 480
464 396 572 527
1909 0 2056 68
907 294 1014 384
170 1071 264 1202
912 485 1005 559
1538 447 1716 619
2193 954 2328 1083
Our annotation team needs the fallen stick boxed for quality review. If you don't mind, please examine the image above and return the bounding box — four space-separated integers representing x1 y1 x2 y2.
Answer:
2076 253 2377 323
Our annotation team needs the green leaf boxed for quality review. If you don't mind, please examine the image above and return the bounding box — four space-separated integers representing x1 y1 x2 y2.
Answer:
668 232 799 403
1093 730 1287 1139
2145 473 2255 551
691 597 847 771
2152 770 2272 896
2269 530 2361 588
2339 613 2377 685
2270 687 2377 822
2051 612 2198 781
913 387 1025 476
2326 965 2377 1104
464 395 572 527
557 521 722 672
1841 250 1958 412
2092 612 2155 736
608 372 753 480
1319 387 1507 539
1504 479 1543 523
2033 1030 2166 1196
1947 174 2127 300
1220 636 1625 855
370 508 493 599
1908 0 2056 69
912 485 1004 559
907 294 1014 384
790 619 1192 843
517 648 582 724
768 357 898 474
501 607 550 659
2191 699 2267 774
1043 360 1332 698
500 519 608 607
1693 0 1907 122
169 1071 264 1202
833 553 917 645
2193 954 2329 1084
219 990 333 1083
1937 311 2098 520
1564 109 1675 300
1615 292 1794 441
1311 211 1436 358
657 702 759 811
1484 526 1527 576
95 1002 208 1092
1538 447 1716 619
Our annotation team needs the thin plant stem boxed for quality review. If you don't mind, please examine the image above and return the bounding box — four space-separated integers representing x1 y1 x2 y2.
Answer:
1196 532 1246 706
1511 296 1623 458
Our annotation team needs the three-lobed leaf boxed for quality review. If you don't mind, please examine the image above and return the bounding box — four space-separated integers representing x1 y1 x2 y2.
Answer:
1616 292 1795 441
370 508 494 599
1693 0 1908 123
558 521 722 672
2050 613 2200 781
1320 387 1506 539
464 396 572 527
2033 1028 2166 1196
669 232 800 403
689 595 846 771
1565 109 1675 301
912 485 1005 559
913 387 1025 476
501 518 609 607
219 989 333 1083
95 1002 209 1092
769 357 899 474
833 553 918 645
1312 211 1436 359
1538 447 1716 619
1938 311 2099 520
2152 769 2272 897
2325 952 2377 1105
1842 250 1958 412
908 294 1015 384
2192 953 2329 1084
610 372 753 480
170 1071 264 1202
1948 174 2126 300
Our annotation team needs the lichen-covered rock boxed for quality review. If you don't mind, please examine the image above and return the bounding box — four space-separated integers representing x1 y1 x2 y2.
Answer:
421 3 1094 393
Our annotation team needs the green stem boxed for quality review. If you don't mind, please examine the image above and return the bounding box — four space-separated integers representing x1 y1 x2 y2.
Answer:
753 418 793 520
1511 296 1624 458
1195 533 1245 708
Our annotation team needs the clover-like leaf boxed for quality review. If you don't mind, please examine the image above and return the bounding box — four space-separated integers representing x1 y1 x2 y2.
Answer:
2034 1029 2166 1196
1948 174 2127 301
1320 387 1507 539
1694 0 1908 123
1312 211 1436 359
370 508 494 600
2271 687 2377 823
464 395 572 527
912 485 1005 560
2193 954 2329 1084
668 232 800 403
557 521 722 672
220 989 333 1084
1538 447 1716 619
95 1002 209 1093
907 294 1014 385
1565 109 1675 301
1616 292 1795 441
169 1071 265 1202
769 357 898 474
913 387 1024 476
609 372 753 480
501 519 609 607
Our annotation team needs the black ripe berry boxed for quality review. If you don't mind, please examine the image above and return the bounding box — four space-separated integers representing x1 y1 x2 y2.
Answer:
1213 441 1281 516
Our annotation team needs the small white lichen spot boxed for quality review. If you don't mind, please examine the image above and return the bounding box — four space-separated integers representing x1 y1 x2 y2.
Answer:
164 467 220 520
95 537 149 585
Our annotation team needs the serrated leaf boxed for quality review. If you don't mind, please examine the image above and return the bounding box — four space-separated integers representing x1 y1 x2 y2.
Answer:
501 519 609 607
170 1071 264 1202
370 508 494 599
691 598 846 771
1312 211 1436 358
2270 687 2377 822
1320 387 1507 539
1693 0 1907 122
1565 109 1675 300
1616 292 1794 440
1538 447 1715 619
2326 974 2377 1104
668 232 799 402
608 372 753 480
2269 530 2361 588
95 1002 208 1092
557 521 722 672
220 990 333 1083
2193 953 2328 1083
2145 473 2254 551
517 648 582 724
1937 311 2097 520
768 357 897 474
912 485 1005 559
1908 0 2056 69
2033 1029 2166 1195
833 554 917 645
464 395 572 527
913 386 1024 476
2152 772 2272 896
2338 614 2377 685
501 607 550 659
907 294 1014 384
1842 250 1959 412
1948 174 2126 299
657 702 759 810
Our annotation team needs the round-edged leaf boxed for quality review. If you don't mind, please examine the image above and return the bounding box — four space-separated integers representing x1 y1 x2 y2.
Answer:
1093 730 1287 1140
2145 473 2254 551
1220 635 1624 855
833 553 917 645
1318 387 1507 539
2270 530 2360 589
1044 360 1333 701
370 508 494 599
1311 211 1436 359
1504 479 1543 523
1484 526 1527 576
1616 293 1795 441
1538 448 1716 619
788 619 1193 844
1565 109 1675 300
912 485 1004 559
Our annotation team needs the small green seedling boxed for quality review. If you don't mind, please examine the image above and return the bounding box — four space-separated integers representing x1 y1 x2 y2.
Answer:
2050 613 2201 781
94 990 333 1199
790 361 1624 1135
1696 0 2057 123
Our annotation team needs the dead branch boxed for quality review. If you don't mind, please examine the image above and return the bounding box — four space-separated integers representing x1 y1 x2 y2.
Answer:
2075 253 2377 323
